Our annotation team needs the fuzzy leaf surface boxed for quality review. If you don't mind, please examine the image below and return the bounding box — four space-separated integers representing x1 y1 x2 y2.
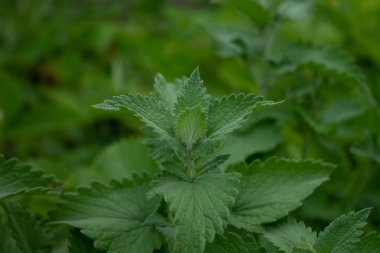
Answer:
153 73 179 110
51 181 162 253
176 105 206 149
314 208 370 253
264 219 316 253
148 172 240 253
93 94 175 138
207 94 263 139
174 67 209 114
228 158 334 231
0 155 52 199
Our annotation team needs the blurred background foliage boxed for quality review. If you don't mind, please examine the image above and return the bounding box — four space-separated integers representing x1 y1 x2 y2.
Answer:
1 0 380 234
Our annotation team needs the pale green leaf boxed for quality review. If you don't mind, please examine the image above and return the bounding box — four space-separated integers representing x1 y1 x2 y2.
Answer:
176 105 206 149
314 208 370 253
148 172 240 253
51 180 162 253
175 67 209 114
352 232 380 253
153 73 180 110
93 94 175 138
207 94 263 139
265 219 316 253
228 158 334 231
0 155 52 199
205 232 263 253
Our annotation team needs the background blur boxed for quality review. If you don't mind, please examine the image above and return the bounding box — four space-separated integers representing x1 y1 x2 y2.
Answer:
1 0 380 229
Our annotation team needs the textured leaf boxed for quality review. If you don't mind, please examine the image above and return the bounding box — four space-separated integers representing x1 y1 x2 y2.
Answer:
207 94 263 139
228 158 334 231
314 208 370 253
148 172 240 253
265 219 316 253
93 94 175 138
205 232 263 253
175 67 209 114
0 155 52 199
176 105 206 149
352 232 380 253
2 202 52 253
153 73 180 110
51 180 162 253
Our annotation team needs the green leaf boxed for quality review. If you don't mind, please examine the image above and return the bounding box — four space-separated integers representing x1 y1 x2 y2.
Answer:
2 202 52 253
205 232 263 253
352 232 380 253
0 155 52 199
153 73 180 110
207 94 263 140
228 158 334 231
264 219 317 253
175 67 209 114
314 208 370 253
148 172 240 253
51 180 162 253
93 94 175 138
176 105 206 149
93 138 158 181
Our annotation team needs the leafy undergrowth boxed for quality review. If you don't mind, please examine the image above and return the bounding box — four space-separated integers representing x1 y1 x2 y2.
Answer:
1 68 378 252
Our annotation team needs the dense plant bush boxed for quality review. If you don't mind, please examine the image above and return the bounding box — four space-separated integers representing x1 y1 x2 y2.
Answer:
1 68 379 252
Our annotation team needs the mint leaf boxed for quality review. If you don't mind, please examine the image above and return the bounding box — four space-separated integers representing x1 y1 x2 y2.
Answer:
176 105 206 149
205 232 263 253
0 155 52 199
353 232 380 253
94 94 175 138
264 219 316 253
51 180 162 253
153 73 180 110
314 208 370 253
207 94 263 140
175 67 209 114
228 158 334 231
148 172 240 253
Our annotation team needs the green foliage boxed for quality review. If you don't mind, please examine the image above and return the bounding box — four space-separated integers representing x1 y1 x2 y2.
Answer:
1 0 380 252
265 209 371 253
227 158 334 231
51 179 162 253
0 155 52 199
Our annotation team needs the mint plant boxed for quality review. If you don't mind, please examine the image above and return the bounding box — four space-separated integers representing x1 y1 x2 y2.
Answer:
47 68 377 253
